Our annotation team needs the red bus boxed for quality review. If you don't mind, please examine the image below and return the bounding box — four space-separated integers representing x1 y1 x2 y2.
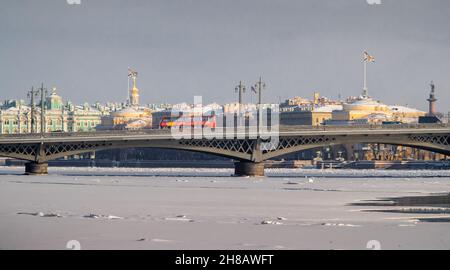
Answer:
160 115 216 129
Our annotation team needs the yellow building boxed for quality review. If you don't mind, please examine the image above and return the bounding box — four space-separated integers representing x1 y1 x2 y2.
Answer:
389 105 427 123
100 69 152 130
107 107 151 126
331 96 426 124
280 105 343 126
332 97 391 123
282 97 310 107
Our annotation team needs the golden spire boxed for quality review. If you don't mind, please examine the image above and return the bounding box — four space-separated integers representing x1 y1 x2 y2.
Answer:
132 74 137 89
128 68 139 106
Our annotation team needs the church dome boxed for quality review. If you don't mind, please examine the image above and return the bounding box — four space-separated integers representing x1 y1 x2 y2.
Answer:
343 97 389 112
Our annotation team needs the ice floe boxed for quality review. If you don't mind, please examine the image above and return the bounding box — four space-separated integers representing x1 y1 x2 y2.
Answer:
17 212 63 218
284 181 299 185
321 223 361 227
83 214 124 220
165 215 194 222
261 220 283 225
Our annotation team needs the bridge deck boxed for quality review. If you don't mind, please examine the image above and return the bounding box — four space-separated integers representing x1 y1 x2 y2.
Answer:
0 124 449 144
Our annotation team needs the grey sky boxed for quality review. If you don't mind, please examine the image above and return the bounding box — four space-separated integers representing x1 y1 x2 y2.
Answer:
0 0 449 111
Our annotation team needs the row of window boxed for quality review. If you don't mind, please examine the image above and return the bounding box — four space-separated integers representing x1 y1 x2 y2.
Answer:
1 125 98 133
1 128 28 134
76 121 98 127
2 120 19 125
1 119 100 126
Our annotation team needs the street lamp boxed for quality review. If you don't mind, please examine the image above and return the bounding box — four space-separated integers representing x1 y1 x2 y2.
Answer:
251 76 266 106
251 77 266 136
36 83 47 135
235 81 246 128
27 86 38 133
235 81 246 106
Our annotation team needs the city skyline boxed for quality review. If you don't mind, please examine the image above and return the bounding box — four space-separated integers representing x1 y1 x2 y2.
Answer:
1 1 450 252
1 0 449 111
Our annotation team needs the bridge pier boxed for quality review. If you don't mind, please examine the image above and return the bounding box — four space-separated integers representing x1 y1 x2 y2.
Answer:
234 161 265 177
25 162 48 175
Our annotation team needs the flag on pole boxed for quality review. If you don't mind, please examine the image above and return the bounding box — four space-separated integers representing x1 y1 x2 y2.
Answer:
251 86 257 93
363 51 375 63
128 68 138 77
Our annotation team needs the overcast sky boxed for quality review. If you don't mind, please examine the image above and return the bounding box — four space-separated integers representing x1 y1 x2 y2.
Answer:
0 0 449 111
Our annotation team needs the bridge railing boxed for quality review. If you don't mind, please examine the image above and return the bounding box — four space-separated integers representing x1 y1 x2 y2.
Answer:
0 123 449 139
282 123 450 131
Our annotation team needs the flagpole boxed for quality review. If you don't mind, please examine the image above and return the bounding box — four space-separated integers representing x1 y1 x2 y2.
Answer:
363 59 368 98
127 68 130 106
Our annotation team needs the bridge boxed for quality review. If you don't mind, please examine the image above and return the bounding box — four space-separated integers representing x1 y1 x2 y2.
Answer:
0 124 449 176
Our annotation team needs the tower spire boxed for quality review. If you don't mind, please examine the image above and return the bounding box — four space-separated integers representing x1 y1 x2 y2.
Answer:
127 68 140 107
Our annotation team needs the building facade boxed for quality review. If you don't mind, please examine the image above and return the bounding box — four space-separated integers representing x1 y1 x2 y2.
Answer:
329 96 426 125
0 89 104 134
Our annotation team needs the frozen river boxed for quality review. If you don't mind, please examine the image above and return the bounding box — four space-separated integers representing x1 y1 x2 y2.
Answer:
0 166 450 250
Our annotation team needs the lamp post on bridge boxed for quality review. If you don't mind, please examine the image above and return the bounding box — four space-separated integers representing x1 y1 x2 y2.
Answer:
251 77 266 137
235 81 246 127
37 83 47 135
27 86 38 133
235 81 246 107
